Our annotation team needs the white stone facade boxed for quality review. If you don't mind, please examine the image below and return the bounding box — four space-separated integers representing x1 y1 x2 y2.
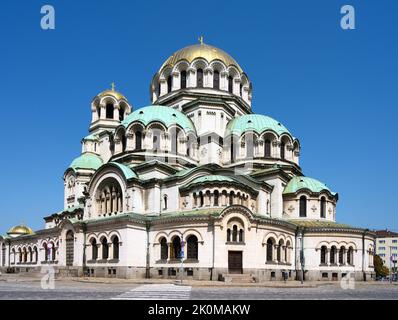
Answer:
0 41 375 282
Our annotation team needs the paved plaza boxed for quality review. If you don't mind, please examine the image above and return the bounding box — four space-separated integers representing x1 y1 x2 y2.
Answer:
0 276 397 300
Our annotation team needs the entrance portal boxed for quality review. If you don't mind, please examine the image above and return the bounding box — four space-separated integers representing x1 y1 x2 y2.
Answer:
66 231 74 267
228 251 243 274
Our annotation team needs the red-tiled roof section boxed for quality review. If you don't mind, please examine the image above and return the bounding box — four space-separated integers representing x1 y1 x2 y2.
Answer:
375 229 398 238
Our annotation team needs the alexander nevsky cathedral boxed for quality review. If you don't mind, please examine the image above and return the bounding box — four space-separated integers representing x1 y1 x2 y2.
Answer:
0 40 375 282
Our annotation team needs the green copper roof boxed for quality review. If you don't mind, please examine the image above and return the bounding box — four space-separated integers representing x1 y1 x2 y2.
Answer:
109 162 138 179
283 176 335 195
83 134 98 141
186 175 236 188
122 105 196 133
288 219 354 229
226 114 291 137
70 153 103 171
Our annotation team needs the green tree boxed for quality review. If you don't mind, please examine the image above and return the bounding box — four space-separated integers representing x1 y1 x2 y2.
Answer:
374 254 389 277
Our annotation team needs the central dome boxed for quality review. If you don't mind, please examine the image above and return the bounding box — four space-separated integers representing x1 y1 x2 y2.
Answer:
160 43 243 73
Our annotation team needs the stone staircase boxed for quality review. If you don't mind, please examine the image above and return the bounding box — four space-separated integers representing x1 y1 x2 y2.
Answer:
220 273 256 283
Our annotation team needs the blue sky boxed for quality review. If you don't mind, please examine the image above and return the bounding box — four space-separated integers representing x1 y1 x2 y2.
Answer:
0 0 397 235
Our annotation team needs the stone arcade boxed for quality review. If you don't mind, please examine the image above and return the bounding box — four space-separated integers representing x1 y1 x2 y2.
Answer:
0 40 375 282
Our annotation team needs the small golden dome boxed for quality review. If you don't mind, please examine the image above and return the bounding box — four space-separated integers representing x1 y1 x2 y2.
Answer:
97 82 127 101
160 43 243 73
7 225 34 236
97 90 127 101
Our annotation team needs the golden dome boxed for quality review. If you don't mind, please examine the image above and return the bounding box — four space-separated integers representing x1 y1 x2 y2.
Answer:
7 225 34 236
97 90 127 101
160 43 243 73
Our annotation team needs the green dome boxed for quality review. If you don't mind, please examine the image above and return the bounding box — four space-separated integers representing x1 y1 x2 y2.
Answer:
122 105 196 133
70 153 103 171
283 176 335 195
226 114 291 137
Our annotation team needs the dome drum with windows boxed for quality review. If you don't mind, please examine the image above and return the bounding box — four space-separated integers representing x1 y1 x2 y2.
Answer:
90 84 133 132
151 38 252 106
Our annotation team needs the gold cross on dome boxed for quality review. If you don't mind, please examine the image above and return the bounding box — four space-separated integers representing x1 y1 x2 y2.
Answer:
111 82 116 91
198 35 204 45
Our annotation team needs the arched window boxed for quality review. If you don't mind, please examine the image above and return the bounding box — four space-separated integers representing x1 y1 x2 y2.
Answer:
239 229 244 242
197 69 203 88
112 236 119 260
180 70 187 89
320 246 327 264
34 247 38 263
347 247 353 265
232 225 238 242
153 135 159 152
187 235 198 260
163 195 168 210
101 238 108 260
299 196 307 217
266 238 274 262
228 76 233 93
320 197 326 218
199 192 204 207
106 104 114 119
214 190 219 206
160 237 168 260
227 229 231 242
170 131 178 155
49 242 56 261
246 136 254 158
229 192 234 206
230 138 236 163
28 247 33 262
264 139 271 157
280 141 285 159
97 107 101 119
277 240 284 262
121 133 127 152
167 75 172 93
339 246 345 265
135 131 142 150
43 243 48 262
96 179 123 216
171 237 181 260
213 70 220 89
330 246 336 264
285 241 291 263
119 107 125 121
91 238 98 260
193 193 197 207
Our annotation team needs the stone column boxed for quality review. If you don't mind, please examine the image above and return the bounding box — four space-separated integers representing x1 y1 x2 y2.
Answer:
326 249 330 266
100 104 106 119
92 108 99 123
159 79 167 96
172 72 180 91
113 104 120 121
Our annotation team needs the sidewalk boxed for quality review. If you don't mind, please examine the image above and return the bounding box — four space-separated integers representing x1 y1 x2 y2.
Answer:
72 277 333 288
1 273 396 288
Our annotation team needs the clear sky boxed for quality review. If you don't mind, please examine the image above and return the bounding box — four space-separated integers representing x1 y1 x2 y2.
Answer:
0 0 397 235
